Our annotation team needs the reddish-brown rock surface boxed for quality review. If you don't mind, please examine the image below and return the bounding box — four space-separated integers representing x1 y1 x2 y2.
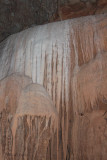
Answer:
51 0 107 22
0 13 107 159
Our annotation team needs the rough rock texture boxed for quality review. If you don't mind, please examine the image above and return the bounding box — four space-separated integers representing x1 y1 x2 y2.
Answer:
0 13 107 159
0 0 58 42
52 0 107 21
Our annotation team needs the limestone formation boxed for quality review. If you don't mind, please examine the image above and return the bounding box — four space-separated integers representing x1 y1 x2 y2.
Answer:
0 74 58 159
0 13 107 159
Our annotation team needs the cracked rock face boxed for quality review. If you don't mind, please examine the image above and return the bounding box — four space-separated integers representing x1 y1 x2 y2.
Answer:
0 13 107 159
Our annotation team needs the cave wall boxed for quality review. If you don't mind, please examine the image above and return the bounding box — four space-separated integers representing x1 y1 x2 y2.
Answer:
0 13 107 159
52 0 107 21
0 0 107 43
0 0 58 42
